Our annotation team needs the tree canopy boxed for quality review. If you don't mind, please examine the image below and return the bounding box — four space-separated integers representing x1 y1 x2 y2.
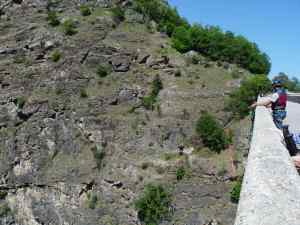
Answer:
134 0 271 74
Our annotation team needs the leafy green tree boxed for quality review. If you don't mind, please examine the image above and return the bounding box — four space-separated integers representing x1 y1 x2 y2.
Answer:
171 26 191 53
135 184 171 225
196 112 228 153
226 75 272 117
133 0 271 74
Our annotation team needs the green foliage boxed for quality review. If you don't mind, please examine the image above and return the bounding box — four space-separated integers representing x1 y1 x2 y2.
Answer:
172 24 271 74
135 184 171 225
0 191 7 200
196 112 228 153
133 0 271 74
226 75 272 117
80 5 91 16
0 203 11 217
15 97 26 109
134 0 189 36
47 11 60 26
111 6 125 22
80 88 88 98
142 75 163 110
87 192 98 209
176 166 185 181
230 179 242 203
51 50 61 62
91 144 105 169
62 19 77 35
96 65 111 78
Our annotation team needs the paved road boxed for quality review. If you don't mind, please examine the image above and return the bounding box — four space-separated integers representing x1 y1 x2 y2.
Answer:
285 96 300 134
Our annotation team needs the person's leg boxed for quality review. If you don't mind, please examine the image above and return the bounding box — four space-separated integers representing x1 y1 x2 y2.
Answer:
273 110 286 129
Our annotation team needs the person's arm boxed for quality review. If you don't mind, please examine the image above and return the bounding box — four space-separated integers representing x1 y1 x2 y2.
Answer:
250 93 278 109
250 99 272 108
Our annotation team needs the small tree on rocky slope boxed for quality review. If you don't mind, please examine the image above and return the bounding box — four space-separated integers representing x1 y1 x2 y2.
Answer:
196 112 228 153
135 184 171 225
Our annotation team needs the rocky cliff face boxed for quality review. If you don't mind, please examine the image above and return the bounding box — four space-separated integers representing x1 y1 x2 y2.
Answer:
0 1 251 225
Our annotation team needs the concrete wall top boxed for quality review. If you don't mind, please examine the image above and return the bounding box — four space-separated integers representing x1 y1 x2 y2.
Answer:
234 105 300 225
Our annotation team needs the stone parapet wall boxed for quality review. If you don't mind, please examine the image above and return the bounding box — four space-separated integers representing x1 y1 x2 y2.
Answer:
234 105 300 225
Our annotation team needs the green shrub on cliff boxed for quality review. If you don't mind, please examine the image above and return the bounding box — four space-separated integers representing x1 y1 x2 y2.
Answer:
142 75 163 110
80 5 91 16
230 179 242 203
226 75 272 118
62 19 77 35
196 112 228 153
47 11 60 26
135 184 171 225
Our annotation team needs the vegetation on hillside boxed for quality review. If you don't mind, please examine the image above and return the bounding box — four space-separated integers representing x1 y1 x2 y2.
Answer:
226 75 272 118
230 179 242 203
133 0 271 74
142 75 163 110
196 112 228 153
135 184 171 225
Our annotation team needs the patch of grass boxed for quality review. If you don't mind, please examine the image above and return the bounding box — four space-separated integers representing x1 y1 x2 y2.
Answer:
62 19 77 35
163 153 178 161
51 50 61 62
230 178 242 203
111 6 125 22
13 55 32 66
0 191 7 200
217 160 227 177
15 97 26 109
155 165 165 174
47 11 60 26
91 144 105 169
80 5 91 16
141 162 152 170
87 192 98 209
142 75 163 110
80 88 88 98
96 65 111 78
0 203 11 217
176 166 185 181
135 184 171 225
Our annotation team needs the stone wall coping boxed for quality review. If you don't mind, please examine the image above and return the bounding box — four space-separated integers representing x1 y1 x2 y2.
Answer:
234 104 300 225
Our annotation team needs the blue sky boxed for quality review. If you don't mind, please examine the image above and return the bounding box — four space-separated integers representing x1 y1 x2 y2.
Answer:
168 0 300 79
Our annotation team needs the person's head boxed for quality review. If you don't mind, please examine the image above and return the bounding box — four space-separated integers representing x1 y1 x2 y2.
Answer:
272 79 283 89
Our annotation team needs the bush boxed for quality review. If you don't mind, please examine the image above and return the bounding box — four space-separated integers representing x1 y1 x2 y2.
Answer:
62 19 77 35
96 65 111 78
15 96 26 109
142 75 163 110
111 6 125 22
87 192 98 209
176 166 185 181
51 50 61 62
196 112 228 153
0 203 11 217
91 144 105 169
0 191 7 200
226 75 272 118
47 11 60 26
230 179 242 203
80 88 88 98
80 5 91 16
135 184 171 225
